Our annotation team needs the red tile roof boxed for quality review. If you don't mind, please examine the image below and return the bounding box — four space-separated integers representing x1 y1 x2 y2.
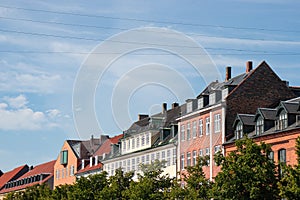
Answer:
76 163 102 175
0 165 28 190
0 160 55 194
94 134 123 156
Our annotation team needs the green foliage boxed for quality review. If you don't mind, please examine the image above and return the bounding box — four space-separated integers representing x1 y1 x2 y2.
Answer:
211 137 279 200
278 137 300 199
99 168 133 199
124 159 174 200
169 155 211 200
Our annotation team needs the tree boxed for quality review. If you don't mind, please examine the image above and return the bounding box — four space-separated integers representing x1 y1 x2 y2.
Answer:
68 172 108 200
168 155 211 200
99 168 133 199
211 137 279 199
278 137 300 199
124 159 174 200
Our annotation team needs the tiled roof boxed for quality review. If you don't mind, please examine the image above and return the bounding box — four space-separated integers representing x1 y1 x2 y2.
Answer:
239 114 255 125
281 102 300 114
94 134 123 156
0 160 55 194
75 163 102 175
257 108 277 120
0 165 29 191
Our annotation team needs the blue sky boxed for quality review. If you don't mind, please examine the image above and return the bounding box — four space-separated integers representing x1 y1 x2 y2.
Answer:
0 0 299 172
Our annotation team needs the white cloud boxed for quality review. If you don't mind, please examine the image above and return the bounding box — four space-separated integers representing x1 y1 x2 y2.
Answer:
0 95 62 131
3 94 28 109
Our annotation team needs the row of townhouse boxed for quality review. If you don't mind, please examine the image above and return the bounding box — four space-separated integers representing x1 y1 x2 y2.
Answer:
1 60 300 198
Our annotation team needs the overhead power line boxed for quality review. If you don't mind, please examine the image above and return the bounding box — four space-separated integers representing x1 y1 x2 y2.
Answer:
0 4 299 33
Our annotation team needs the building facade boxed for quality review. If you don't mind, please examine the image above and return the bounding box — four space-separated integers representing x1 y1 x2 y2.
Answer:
102 103 180 179
178 61 296 180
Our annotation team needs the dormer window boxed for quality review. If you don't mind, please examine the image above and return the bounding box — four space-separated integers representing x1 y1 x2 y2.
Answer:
256 116 264 135
296 115 300 126
187 101 193 113
235 121 243 139
277 110 288 130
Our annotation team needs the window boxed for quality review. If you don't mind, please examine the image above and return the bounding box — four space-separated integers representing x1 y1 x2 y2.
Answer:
146 133 150 145
136 137 140 148
206 148 210 156
235 121 243 139
181 125 185 141
187 152 191 167
62 168 65 178
55 169 60 179
132 159 135 171
192 121 197 138
277 110 288 130
141 156 145 164
123 160 126 170
156 152 160 161
167 150 171 166
199 119 203 136
146 155 150 164
214 114 221 133
187 102 193 113
151 153 155 162
141 135 145 146
70 165 74 176
256 116 264 135
278 149 286 164
193 150 197 166
180 154 185 170
206 148 210 165
214 145 221 154
132 138 135 149
127 160 130 172
60 150 68 165
206 117 210 135
172 148 177 165
162 151 166 161
199 149 203 157
268 151 274 161
187 123 191 140
65 168 68 177
136 157 140 169
122 141 126 151
127 140 130 150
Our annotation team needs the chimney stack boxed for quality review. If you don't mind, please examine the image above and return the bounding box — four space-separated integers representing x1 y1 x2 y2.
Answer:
172 102 179 109
225 66 231 81
162 103 167 113
138 114 149 121
246 61 253 73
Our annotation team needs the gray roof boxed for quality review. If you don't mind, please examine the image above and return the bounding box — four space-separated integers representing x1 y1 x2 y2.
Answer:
280 101 300 115
238 114 255 125
257 108 277 120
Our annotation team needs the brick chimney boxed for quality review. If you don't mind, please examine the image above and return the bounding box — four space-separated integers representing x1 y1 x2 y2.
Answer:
172 102 179 109
138 114 149 120
225 66 231 81
246 61 253 73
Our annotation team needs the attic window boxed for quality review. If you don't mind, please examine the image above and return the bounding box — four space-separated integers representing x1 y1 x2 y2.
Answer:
256 116 264 135
276 110 288 130
187 101 193 113
235 121 243 139
60 150 68 165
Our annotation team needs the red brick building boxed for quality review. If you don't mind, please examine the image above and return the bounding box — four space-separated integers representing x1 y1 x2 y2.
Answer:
225 97 300 167
178 61 296 180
